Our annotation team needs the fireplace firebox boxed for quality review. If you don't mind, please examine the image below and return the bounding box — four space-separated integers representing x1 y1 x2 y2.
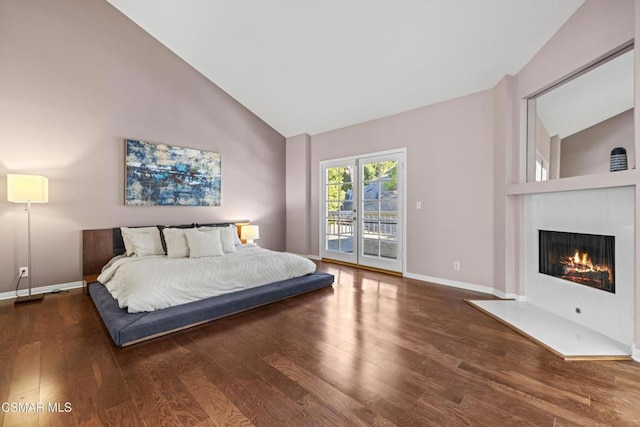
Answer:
539 230 615 293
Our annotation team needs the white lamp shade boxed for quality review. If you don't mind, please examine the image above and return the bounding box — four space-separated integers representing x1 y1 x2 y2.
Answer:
7 174 49 203
241 225 260 241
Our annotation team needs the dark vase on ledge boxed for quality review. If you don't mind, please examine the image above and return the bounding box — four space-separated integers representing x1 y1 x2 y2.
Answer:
610 147 627 172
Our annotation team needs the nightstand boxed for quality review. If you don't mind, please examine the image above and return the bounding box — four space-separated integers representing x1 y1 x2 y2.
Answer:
83 274 99 295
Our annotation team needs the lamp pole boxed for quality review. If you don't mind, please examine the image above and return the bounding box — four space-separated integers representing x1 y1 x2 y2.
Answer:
27 200 32 298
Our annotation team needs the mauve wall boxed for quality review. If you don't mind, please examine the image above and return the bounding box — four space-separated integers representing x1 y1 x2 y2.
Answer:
560 109 635 177
0 0 285 292
492 75 519 297
285 134 311 255
517 0 634 99
305 90 495 287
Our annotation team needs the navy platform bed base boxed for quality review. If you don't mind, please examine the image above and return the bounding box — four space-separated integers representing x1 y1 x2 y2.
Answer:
82 224 334 347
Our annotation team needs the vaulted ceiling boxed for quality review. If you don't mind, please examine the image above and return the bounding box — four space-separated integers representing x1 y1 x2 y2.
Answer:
106 0 584 137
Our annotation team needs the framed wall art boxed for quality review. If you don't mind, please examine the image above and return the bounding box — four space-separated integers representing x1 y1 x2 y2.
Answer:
125 139 221 206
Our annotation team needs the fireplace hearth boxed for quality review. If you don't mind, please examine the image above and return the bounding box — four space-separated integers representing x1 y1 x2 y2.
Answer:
539 230 615 293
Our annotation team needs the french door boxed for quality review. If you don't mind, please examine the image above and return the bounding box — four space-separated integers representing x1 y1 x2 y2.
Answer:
320 151 404 273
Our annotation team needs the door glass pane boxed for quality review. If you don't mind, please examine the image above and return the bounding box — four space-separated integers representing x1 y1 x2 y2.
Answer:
363 181 379 200
364 200 378 213
326 167 341 184
327 184 340 202
342 166 353 183
326 218 339 236
338 214 353 235
362 220 378 237
363 162 380 181
380 199 397 241
380 178 397 194
363 238 380 256
338 234 353 254
380 241 397 259
326 234 339 251
341 184 353 210
379 160 397 180
381 198 397 210
327 199 339 215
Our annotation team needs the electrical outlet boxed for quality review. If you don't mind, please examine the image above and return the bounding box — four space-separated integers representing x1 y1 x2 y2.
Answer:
453 261 461 271
19 267 28 277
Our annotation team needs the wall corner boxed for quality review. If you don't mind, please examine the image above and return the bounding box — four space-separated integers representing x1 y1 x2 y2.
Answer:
285 133 312 255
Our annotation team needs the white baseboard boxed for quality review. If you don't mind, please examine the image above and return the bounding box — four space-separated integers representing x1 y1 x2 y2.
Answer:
493 289 527 301
0 281 83 301
404 272 526 301
633 344 640 363
404 272 494 295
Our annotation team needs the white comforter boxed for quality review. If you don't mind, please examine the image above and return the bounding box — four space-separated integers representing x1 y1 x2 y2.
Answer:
98 246 316 313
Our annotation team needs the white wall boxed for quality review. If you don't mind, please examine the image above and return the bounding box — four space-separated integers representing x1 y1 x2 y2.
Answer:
524 186 635 346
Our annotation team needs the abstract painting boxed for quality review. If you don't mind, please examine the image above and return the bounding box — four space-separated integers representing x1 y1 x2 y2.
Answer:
125 139 221 206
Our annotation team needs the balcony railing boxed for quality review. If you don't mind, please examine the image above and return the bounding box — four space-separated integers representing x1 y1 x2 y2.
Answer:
327 211 397 238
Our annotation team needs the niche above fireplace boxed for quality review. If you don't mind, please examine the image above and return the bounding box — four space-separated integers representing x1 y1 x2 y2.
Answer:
539 230 615 293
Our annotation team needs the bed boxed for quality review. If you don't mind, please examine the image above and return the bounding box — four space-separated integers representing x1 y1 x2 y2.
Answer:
83 223 334 347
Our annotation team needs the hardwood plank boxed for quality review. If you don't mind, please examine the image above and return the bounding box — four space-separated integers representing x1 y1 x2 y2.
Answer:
2 263 640 426
264 352 397 426
59 324 108 426
1 387 40 427
178 368 255 427
37 298 72 427
103 401 146 427
458 395 540 426
3 342 41 427
119 355 185 426
7 342 41 400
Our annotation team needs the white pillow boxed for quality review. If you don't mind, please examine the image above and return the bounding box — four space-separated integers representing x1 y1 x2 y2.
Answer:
186 228 224 258
121 227 164 256
232 225 242 246
200 225 237 253
221 225 239 252
162 228 190 258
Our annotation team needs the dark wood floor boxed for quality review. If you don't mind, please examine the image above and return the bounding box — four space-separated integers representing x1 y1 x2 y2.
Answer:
2 261 640 426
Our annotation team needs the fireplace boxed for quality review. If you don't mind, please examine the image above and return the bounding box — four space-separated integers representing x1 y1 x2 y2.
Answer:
539 230 615 293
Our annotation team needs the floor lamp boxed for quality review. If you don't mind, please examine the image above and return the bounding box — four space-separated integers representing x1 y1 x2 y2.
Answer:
7 174 49 305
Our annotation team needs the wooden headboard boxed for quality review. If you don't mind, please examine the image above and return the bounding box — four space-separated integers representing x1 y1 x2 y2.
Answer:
82 228 115 278
82 222 249 277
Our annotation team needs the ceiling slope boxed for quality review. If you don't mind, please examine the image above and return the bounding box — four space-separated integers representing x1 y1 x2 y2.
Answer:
106 0 584 136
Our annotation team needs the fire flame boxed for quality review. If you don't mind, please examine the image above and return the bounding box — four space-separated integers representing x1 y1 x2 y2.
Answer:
572 250 592 269
563 250 612 282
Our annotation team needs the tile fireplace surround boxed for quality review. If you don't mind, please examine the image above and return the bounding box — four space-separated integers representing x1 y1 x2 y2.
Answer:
524 186 634 347
470 186 634 359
